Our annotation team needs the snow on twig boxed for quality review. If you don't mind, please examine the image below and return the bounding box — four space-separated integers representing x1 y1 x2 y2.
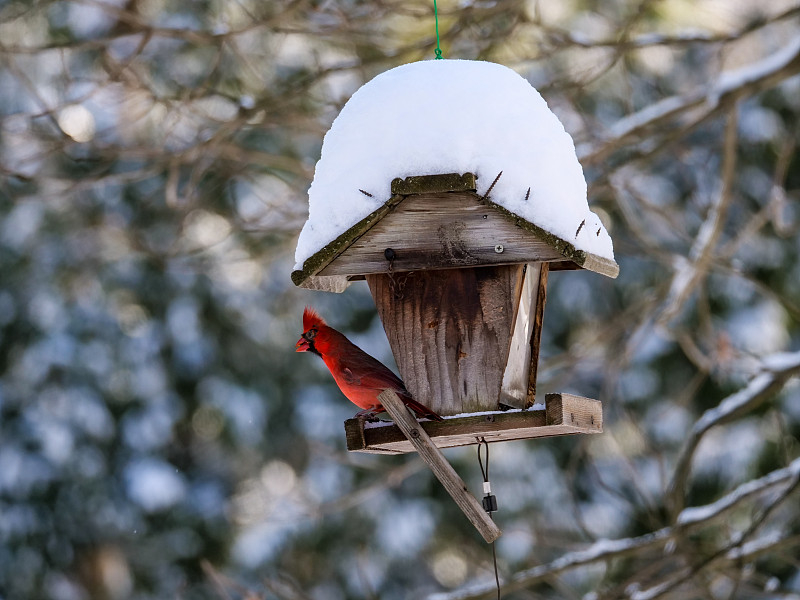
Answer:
629 577 684 600
714 36 800 98
543 6 800 52
428 448 800 600
677 456 800 526
428 457 800 600
667 351 800 514
633 468 800 600
580 37 800 166
427 530 672 600
656 108 739 326
724 531 799 561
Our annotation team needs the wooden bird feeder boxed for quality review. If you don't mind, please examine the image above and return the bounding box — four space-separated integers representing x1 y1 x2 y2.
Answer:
291 60 619 542
293 171 617 449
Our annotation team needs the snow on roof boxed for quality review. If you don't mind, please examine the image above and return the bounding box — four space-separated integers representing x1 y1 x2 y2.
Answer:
294 59 614 270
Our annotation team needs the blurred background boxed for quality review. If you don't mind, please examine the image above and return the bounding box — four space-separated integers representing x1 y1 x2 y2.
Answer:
1 1 799 599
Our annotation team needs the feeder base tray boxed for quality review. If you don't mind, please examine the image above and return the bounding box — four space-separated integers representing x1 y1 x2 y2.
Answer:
344 393 602 454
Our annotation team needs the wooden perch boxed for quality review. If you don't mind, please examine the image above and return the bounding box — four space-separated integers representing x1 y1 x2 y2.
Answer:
377 389 502 544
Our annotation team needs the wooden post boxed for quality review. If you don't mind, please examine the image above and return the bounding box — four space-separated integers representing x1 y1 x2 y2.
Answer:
378 390 502 543
500 263 538 408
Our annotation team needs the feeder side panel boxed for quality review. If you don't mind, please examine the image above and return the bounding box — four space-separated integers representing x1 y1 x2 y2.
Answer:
366 265 523 415
500 262 540 409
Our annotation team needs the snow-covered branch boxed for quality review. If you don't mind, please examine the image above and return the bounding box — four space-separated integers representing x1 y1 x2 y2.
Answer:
429 457 800 600
656 107 739 326
632 469 800 600
542 6 800 51
667 351 800 515
428 529 672 600
677 455 800 527
725 531 800 562
579 37 800 166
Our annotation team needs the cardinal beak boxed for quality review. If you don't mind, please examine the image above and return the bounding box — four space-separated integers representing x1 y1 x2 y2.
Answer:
295 336 310 352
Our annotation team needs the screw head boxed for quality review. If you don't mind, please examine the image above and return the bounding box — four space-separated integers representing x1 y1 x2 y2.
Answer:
494 244 504 253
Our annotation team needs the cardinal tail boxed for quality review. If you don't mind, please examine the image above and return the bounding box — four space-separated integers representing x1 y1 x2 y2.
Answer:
402 396 444 422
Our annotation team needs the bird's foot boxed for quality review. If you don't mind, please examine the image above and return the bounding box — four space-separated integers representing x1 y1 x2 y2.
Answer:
355 410 381 423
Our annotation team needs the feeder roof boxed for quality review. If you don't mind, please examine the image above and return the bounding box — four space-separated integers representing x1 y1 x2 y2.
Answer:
294 59 615 277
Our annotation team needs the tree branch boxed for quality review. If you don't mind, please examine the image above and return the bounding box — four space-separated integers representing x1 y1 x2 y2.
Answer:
579 37 800 166
656 105 739 326
667 351 800 515
430 449 800 600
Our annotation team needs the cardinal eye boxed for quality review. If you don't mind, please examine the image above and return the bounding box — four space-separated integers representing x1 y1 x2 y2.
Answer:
305 328 317 340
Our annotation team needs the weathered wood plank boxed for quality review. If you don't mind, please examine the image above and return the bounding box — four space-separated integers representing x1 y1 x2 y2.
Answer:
500 263 540 409
479 196 620 279
367 265 523 416
318 192 566 276
290 193 406 290
391 173 477 195
378 390 502 544
344 393 602 454
295 274 352 293
580 253 620 279
526 262 549 405
545 393 602 430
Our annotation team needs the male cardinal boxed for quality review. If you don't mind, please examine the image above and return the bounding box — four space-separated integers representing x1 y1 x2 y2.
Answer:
296 307 443 422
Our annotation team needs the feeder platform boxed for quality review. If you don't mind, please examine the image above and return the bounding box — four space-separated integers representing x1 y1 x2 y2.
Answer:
345 393 602 454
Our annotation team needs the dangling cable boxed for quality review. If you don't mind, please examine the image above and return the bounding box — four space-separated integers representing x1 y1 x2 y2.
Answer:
478 438 500 599
477 438 489 482
433 0 443 59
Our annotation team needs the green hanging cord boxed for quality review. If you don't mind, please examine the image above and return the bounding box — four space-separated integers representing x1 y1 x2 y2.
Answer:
433 0 443 59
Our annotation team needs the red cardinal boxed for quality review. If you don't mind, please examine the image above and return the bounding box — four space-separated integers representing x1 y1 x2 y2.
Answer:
295 307 443 422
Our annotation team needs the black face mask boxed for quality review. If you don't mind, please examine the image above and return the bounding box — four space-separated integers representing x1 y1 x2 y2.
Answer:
302 329 322 357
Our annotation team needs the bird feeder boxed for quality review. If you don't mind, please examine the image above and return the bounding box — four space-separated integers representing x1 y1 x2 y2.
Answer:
291 60 618 541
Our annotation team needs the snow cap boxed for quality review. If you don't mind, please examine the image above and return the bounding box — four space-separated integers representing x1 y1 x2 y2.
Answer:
294 59 614 269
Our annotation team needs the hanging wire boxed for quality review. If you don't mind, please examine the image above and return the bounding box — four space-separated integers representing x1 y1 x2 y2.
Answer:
477 438 500 600
477 438 489 482
433 0 443 59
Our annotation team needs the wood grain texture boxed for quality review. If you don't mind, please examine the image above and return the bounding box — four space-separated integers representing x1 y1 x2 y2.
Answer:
480 197 620 279
295 274 352 293
580 253 620 279
377 390 502 544
367 265 523 416
526 262 549 405
292 177 620 290
344 393 602 454
545 393 602 431
500 263 540 409
318 192 566 276
290 193 405 291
